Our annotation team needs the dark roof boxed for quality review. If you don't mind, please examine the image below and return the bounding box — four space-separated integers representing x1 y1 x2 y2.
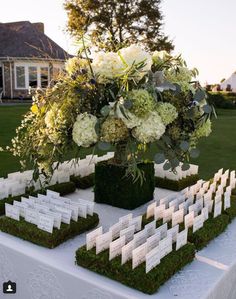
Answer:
0 21 69 60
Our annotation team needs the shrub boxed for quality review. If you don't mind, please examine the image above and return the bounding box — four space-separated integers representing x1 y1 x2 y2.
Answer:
94 161 155 209
75 243 195 295
0 213 99 248
207 92 236 109
155 174 199 191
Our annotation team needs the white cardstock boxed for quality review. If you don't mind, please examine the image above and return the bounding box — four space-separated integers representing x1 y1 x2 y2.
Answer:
159 236 172 259
144 220 156 237
184 211 194 229
128 216 142 232
86 226 103 250
109 236 126 261
5 203 20 221
193 214 204 233
25 208 39 225
172 209 184 227
154 204 165 221
109 222 122 240
121 240 134 265
224 193 231 210
155 223 168 240
133 230 147 248
176 229 188 251
146 232 160 252
119 213 133 230
96 231 112 254
145 246 160 273
146 202 157 219
37 214 54 233
163 206 174 223
120 225 135 243
132 243 147 269
214 201 222 218
167 225 179 243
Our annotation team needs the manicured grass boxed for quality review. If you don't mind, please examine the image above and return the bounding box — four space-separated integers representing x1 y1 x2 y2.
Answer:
0 106 236 180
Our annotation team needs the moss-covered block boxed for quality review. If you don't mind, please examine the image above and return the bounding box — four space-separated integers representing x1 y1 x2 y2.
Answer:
75 243 195 295
155 174 199 191
71 174 94 189
0 213 99 248
94 161 155 209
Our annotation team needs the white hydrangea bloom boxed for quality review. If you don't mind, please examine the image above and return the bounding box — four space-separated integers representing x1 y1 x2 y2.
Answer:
152 50 170 65
156 102 178 125
72 113 98 147
132 111 166 143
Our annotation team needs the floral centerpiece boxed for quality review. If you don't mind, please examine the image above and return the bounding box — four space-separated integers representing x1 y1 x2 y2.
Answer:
10 43 213 208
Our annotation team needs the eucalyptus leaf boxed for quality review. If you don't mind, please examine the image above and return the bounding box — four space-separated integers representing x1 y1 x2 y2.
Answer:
194 89 205 102
170 158 180 168
162 135 172 146
203 104 212 114
181 163 190 171
100 105 110 117
124 100 133 110
190 148 200 158
95 121 101 136
173 83 182 94
98 141 111 151
154 153 165 164
163 161 172 171
180 141 189 151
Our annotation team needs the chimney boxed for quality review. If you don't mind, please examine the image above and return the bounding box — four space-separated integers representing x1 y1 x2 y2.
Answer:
33 22 44 33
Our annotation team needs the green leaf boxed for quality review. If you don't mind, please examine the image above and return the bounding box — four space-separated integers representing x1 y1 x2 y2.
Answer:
180 141 189 151
163 161 171 171
95 121 101 136
162 135 172 146
170 158 180 168
194 89 206 102
203 104 212 114
100 106 110 117
98 141 111 151
154 153 165 164
181 163 190 171
190 148 200 158
124 100 133 110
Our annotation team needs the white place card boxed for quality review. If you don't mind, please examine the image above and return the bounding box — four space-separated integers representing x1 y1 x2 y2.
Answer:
47 190 60 199
144 220 156 237
43 211 61 229
176 229 188 250
13 201 28 217
86 226 103 250
184 211 194 229
132 243 147 269
133 230 148 248
146 232 160 252
169 199 179 212
109 222 122 240
146 202 156 219
214 201 222 218
34 203 50 213
25 208 39 225
146 246 160 273
37 214 54 233
201 207 209 221
21 197 35 206
172 209 184 227
154 204 165 221
5 203 20 221
224 192 231 210
167 225 179 243
53 206 71 224
120 225 135 243
206 200 214 213
159 236 172 259
155 223 168 240
109 236 126 261
96 231 112 254
193 214 204 233
121 240 134 265
76 204 87 219
119 213 133 230
128 216 142 232
163 206 174 223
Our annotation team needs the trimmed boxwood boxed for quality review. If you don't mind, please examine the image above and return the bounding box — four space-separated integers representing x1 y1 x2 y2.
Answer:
0 181 76 216
71 174 94 189
155 174 199 191
75 242 195 295
94 161 155 209
0 213 99 248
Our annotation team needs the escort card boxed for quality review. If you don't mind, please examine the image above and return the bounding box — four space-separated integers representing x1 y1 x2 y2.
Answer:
109 236 126 260
155 223 168 240
37 214 54 233
146 202 157 219
193 214 204 233
119 214 133 229
146 232 160 252
132 243 147 269
206 200 214 213
167 225 179 243
47 190 60 199
184 211 194 229
145 246 160 273
34 203 50 213
53 206 71 224
86 226 103 250
214 201 222 218
121 240 134 265
176 229 188 251
172 209 184 227
163 206 174 223
21 197 35 206
224 192 231 210
5 203 20 221
144 220 156 237
169 199 179 212
128 216 142 232
43 211 61 229
96 231 112 254
76 204 87 219
109 222 122 240
13 201 28 217
159 236 172 259
133 230 148 248
154 204 165 221
201 207 209 221
120 225 135 243
25 208 38 225
179 202 187 216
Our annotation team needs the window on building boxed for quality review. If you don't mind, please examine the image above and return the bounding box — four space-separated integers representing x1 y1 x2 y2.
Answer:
16 66 26 88
40 67 49 88
28 66 38 88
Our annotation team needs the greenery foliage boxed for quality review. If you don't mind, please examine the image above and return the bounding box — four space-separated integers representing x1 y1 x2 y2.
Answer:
0 213 99 248
75 243 195 295
155 174 199 191
94 161 155 209
71 173 95 189
208 92 236 109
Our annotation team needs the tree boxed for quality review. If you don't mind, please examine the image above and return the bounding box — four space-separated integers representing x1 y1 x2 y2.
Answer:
64 0 174 52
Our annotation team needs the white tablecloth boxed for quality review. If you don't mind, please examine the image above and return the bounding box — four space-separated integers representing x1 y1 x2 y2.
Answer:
0 188 236 299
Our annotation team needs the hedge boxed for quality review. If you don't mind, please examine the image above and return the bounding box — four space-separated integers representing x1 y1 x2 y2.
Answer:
75 243 195 295
0 213 99 248
94 161 155 209
155 174 199 191
0 181 76 216
71 174 94 189
208 92 236 109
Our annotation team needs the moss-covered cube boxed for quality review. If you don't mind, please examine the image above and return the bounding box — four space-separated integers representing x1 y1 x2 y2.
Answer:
94 161 155 209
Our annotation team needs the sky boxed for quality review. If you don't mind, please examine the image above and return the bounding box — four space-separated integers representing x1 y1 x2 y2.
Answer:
1 0 236 84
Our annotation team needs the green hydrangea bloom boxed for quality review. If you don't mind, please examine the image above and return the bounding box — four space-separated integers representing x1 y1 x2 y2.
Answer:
128 89 155 117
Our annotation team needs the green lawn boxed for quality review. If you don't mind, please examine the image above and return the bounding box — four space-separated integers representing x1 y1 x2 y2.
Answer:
0 105 236 180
